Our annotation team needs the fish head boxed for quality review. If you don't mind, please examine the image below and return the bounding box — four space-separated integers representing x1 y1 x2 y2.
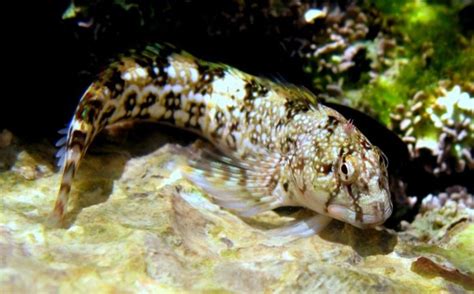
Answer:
325 143 392 229
294 109 392 228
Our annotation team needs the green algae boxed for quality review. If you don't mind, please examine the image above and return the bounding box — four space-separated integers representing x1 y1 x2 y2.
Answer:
361 0 473 123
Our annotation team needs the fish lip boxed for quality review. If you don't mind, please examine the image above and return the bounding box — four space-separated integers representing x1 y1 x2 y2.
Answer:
327 203 392 228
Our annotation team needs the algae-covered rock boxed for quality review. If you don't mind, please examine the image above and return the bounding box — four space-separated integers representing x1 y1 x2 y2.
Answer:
1 134 473 292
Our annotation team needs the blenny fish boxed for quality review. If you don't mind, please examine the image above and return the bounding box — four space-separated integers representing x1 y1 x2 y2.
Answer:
52 43 392 236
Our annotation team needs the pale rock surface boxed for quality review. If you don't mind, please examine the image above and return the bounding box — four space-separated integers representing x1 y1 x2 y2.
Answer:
1 133 473 293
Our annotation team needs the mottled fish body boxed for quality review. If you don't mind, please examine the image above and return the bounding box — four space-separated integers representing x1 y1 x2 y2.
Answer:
53 44 392 235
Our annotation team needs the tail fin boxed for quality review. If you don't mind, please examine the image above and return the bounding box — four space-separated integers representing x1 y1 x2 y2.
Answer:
50 84 106 225
48 43 187 225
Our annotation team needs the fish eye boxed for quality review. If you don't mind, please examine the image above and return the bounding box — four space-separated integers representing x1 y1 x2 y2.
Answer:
339 155 357 183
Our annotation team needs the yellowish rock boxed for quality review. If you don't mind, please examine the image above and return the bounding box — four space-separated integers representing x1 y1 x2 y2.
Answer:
1 137 472 293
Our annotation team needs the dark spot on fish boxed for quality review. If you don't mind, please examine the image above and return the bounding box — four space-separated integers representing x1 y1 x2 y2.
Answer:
211 122 225 138
360 180 369 194
214 111 224 121
142 93 157 108
361 139 372 150
275 120 285 130
59 181 71 197
102 68 124 98
196 63 224 84
378 175 386 190
70 130 87 149
229 121 239 132
281 137 296 153
285 99 310 119
238 170 247 186
219 164 231 181
100 105 116 124
164 91 181 111
133 56 151 69
243 105 254 123
321 163 332 175
226 134 237 150
124 92 137 112
211 67 225 79
355 205 363 222
249 133 258 144
325 115 339 135
77 99 103 123
283 181 289 192
148 55 170 87
346 184 363 222
154 68 168 86
196 63 209 76
146 65 157 79
243 79 269 102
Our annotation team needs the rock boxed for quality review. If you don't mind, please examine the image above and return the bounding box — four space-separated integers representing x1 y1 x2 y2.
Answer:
1 138 473 292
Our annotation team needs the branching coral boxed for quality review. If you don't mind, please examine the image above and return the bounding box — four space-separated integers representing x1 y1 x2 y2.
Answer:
421 186 474 212
299 2 397 93
390 83 474 174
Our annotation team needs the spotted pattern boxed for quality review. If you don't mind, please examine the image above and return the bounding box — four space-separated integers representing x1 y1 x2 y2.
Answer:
52 43 391 230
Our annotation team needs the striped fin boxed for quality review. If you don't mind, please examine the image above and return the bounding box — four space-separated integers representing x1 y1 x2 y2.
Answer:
55 146 67 168
50 84 105 225
55 125 70 168
182 145 285 217
57 127 69 135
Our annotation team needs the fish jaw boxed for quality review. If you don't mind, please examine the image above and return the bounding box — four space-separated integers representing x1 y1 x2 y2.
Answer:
295 187 392 229
327 200 393 229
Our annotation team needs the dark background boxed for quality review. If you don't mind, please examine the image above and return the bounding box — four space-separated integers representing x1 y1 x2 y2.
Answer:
4 0 318 139
3 1 472 225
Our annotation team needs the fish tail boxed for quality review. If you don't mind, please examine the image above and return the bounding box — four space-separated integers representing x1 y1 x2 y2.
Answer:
51 83 110 224
50 43 205 224
51 157 76 223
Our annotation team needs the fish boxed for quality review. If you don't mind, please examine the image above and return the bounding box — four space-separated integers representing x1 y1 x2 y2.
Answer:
51 43 392 236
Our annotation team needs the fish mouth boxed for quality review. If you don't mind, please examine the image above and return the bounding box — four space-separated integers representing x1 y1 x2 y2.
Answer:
327 203 392 229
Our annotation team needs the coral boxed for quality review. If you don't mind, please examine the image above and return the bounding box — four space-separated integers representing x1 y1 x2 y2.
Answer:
299 2 396 94
390 83 474 174
341 1 474 126
421 186 473 212
400 186 473 243
59 0 397 97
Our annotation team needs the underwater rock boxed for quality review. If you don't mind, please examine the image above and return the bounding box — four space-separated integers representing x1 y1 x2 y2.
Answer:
1 135 473 292
399 186 474 290
401 187 473 241
0 129 13 148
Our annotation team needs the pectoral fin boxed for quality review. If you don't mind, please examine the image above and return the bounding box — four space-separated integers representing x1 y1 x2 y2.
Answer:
266 214 332 237
182 145 286 217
